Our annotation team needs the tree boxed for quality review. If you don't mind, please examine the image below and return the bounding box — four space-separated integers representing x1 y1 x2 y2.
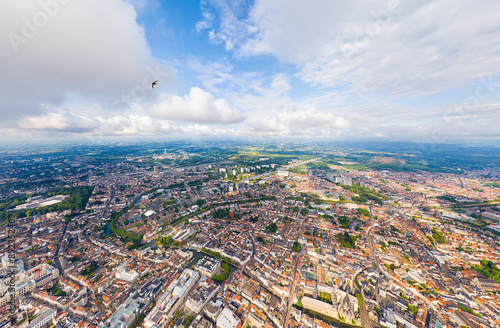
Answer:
357 208 370 217
265 222 277 233
355 293 365 307
157 235 173 246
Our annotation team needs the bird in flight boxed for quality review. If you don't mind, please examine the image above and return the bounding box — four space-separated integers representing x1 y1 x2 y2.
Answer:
152 80 158 89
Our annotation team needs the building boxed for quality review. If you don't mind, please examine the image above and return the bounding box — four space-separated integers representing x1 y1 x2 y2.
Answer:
216 307 241 328
242 279 259 300
327 174 352 186
204 302 222 321
14 195 69 211
472 277 500 292
185 276 220 313
380 306 397 328
27 306 56 328
108 280 160 328
144 291 171 328
144 269 199 328
194 257 221 278
483 212 500 222
108 296 148 328
301 296 337 318
176 248 193 261
407 271 426 284
172 229 194 242
115 264 139 283
0 263 59 306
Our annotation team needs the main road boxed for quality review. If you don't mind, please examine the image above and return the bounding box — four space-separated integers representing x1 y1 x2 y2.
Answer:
53 221 68 275
366 217 449 326
353 267 372 328
240 232 282 301
284 219 304 327
101 186 115 219
56 186 114 275
354 219 383 328
366 225 380 270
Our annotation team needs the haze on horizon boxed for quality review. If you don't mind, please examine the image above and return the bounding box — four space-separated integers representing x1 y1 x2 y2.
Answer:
1 0 500 142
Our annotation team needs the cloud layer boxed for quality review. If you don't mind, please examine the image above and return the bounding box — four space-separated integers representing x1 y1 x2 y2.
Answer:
200 0 500 97
148 87 244 123
1 0 499 140
0 0 173 120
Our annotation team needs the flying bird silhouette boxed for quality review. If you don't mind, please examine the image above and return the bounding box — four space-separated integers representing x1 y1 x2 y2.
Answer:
152 80 158 89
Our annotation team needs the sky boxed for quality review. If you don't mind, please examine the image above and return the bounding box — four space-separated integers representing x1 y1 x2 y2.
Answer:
1 0 500 143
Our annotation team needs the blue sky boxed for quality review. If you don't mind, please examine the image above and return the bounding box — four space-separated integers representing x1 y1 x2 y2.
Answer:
1 0 500 141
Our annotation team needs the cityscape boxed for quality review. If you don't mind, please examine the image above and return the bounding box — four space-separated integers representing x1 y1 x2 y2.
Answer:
0 141 499 328
1 0 500 327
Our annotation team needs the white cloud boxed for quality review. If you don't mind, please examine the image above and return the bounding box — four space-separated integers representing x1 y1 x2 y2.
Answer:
128 0 151 12
97 114 173 135
203 0 500 97
195 10 214 32
148 87 244 123
0 0 174 123
2 0 498 140
188 60 352 135
282 108 350 130
198 0 253 51
245 107 350 137
234 73 292 112
17 110 173 136
299 0 500 96
18 111 98 133
182 124 213 135
187 57 239 93
248 117 291 134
